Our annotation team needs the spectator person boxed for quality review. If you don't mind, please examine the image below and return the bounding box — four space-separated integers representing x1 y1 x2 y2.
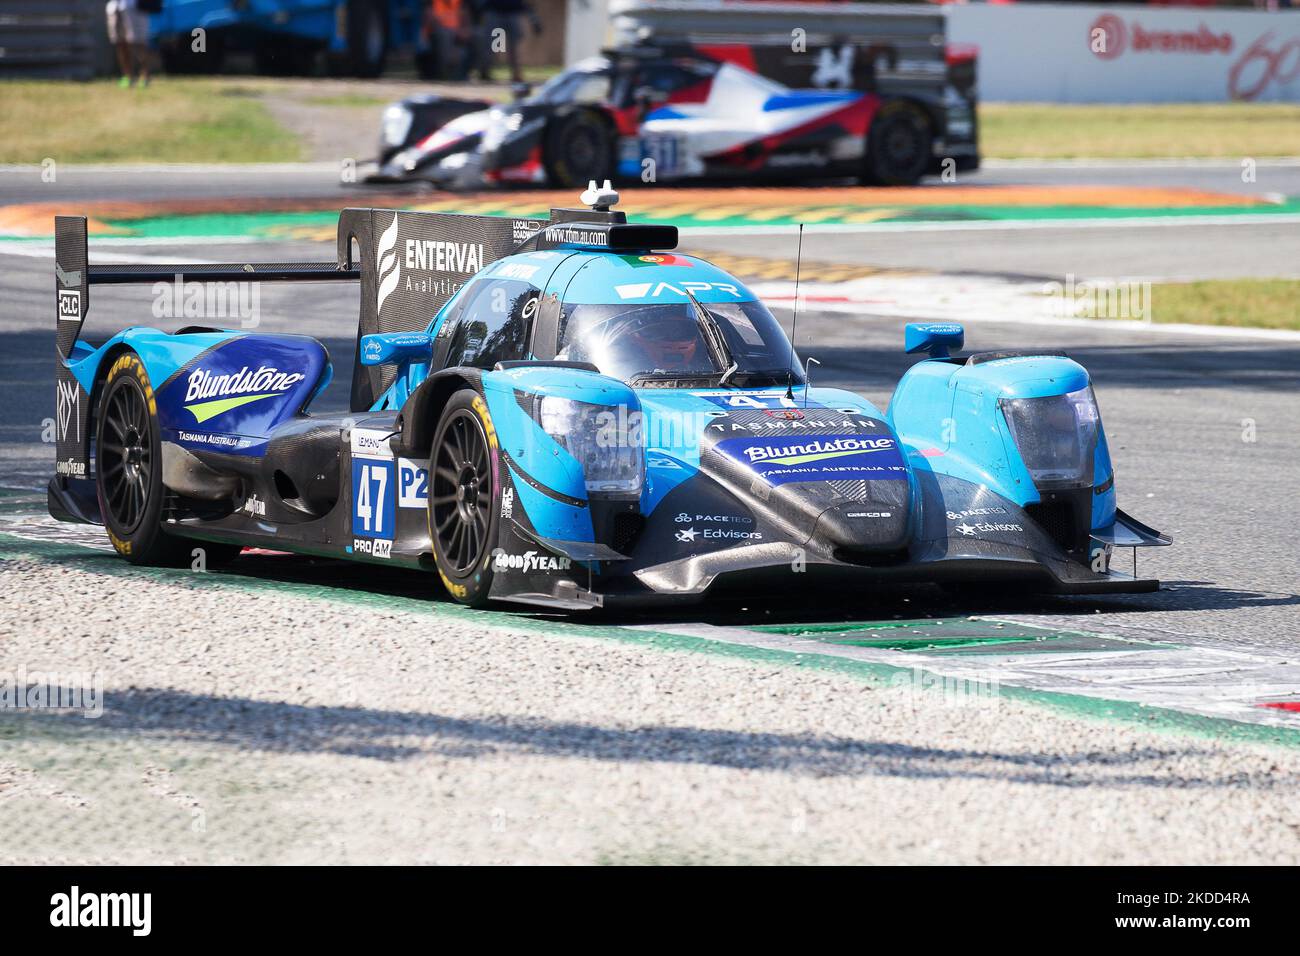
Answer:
478 0 542 84
105 0 153 87
423 0 472 80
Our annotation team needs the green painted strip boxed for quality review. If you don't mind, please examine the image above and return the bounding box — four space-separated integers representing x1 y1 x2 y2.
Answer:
3 529 1297 749
821 635 1051 651
754 616 1168 654
6 198 1298 243
756 619 954 635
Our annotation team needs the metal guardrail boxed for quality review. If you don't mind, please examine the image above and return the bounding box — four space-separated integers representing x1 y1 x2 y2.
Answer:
0 0 100 79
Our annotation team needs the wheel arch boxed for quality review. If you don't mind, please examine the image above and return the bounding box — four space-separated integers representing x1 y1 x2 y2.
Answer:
85 341 144 472
392 367 483 460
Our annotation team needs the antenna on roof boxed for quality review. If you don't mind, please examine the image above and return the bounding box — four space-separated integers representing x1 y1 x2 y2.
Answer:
784 223 804 402
582 179 620 212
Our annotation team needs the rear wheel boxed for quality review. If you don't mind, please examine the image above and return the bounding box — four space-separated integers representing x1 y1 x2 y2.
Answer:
862 100 931 187
543 109 614 188
428 391 500 606
96 353 241 568
96 354 188 565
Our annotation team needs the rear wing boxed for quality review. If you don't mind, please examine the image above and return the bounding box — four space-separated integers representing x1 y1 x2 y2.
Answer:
52 202 677 479
53 215 359 482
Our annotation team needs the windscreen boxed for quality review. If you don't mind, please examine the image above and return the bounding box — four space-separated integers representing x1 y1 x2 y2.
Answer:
556 299 801 386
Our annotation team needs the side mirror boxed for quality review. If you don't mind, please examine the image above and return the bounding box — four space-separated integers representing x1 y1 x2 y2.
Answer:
904 322 964 359
510 81 533 102
360 330 432 367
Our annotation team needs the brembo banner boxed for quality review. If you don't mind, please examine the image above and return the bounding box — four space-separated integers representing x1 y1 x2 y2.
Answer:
946 3 1300 103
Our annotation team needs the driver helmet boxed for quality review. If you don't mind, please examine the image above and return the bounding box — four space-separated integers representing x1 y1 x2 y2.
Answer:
625 314 700 368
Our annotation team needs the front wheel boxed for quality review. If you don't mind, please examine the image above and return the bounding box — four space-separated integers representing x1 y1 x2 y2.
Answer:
428 391 501 606
862 100 931 187
543 110 615 188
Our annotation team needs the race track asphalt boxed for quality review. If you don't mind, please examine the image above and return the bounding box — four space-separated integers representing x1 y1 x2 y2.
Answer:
2 166 1298 863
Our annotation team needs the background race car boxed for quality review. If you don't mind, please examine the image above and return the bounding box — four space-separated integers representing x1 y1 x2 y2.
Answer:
371 38 979 189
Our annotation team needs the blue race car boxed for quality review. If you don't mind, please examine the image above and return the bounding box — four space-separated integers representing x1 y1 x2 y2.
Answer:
49 185 1168 609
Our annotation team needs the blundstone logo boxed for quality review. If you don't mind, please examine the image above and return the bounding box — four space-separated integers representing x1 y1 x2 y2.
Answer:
183 365 305 423
743 436 896 466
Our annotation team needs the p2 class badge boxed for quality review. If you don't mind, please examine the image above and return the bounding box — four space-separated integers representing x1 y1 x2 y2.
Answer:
397 458 429 508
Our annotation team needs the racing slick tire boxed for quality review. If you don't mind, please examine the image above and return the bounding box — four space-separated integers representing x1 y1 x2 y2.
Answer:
543 109 615 189
428 390 502 607
862 100 932 187
94 352 227 567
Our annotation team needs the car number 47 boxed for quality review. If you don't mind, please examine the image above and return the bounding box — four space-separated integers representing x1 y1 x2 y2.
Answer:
352 459 396 540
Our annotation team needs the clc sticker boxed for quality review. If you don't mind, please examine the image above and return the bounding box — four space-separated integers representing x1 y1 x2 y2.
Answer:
398 458 428 508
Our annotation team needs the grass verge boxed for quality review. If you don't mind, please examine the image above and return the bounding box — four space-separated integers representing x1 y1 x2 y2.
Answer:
0 78 301 164
1149 278 1300 330
981 103 1300 159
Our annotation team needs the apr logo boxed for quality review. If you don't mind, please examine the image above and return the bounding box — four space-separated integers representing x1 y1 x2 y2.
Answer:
718 434 907 486
614 280 742 300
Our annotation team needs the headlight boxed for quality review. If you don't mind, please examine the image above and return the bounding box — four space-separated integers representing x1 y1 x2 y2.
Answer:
532 397 643 497
1000 386 1099 489
382 105 413 147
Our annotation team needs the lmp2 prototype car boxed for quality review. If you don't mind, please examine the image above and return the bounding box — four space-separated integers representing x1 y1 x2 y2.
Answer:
370 39 979 189
50 186 1166 610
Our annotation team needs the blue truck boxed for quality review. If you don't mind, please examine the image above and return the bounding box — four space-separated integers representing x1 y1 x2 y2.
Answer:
151 0 430 77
